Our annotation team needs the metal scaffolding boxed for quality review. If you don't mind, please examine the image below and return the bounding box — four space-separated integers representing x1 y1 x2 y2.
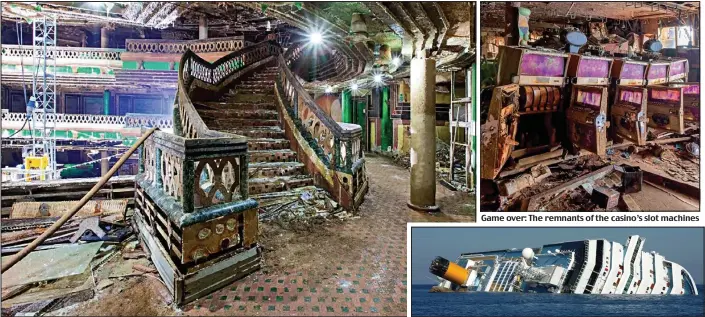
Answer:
30 15 58 179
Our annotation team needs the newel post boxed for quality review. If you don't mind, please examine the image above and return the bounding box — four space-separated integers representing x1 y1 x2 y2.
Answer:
154 148 163 187
182 159 195 213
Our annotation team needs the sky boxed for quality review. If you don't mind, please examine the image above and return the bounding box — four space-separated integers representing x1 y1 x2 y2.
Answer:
411 227 704 285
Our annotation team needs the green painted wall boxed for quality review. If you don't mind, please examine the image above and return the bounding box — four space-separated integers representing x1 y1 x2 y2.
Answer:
355 100 366 149
142 61 171 71
3 129 136 145
122 61 139 70
381 86 392 151
103 90 111 115
341 90 352 123
1 58 181 73
76 67 101 75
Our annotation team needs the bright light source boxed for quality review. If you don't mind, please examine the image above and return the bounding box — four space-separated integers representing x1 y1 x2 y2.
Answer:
373 74 383 83
351 83 359 91
392 57 401 66
325 86 333 93
310 32 323 44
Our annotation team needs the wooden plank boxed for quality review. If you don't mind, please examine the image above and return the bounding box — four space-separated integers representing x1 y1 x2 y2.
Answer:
242 208 258 247
515 149 563 169
620 194 642 211
523 165 615 211
182 248 260 304
134 212 177 296
499 150 590 178
640 166 700 199
511 144 552 159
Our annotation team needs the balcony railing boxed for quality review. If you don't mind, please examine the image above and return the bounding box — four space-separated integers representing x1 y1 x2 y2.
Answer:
2 112 173 132
1 45 124 61
125 36 246 54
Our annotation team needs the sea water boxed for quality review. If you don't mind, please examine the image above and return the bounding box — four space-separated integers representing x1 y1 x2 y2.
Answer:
411 284 705 317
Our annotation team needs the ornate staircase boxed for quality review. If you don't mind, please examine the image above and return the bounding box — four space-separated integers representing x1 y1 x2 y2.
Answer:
130 39 368 306
194 66 316 203
175 40 368 211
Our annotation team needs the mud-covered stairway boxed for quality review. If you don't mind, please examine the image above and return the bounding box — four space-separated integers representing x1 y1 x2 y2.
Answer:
194 66 316 203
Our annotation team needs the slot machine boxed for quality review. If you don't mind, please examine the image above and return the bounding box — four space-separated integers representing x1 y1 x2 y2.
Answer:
565 55 613 155
646 85 685 134
668 59 689 82
646 61 670 85
611 59 648 86
481 46 568 179
612 86 648 145
667 83 699 123
566 85 609 155
610 59 649 145
566 54 613 86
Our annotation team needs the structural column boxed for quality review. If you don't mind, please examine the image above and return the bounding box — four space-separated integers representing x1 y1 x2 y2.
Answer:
100 150 110 176
103 90 111 115
381 86 392 151
100 26 109 48
341 90 352 123
199 15 208 40
408 57 438 211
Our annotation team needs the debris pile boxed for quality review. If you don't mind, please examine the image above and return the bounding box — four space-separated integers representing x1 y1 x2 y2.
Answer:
0 200 165 316
484 133 700 211
374 138 473 192
258 187 352 223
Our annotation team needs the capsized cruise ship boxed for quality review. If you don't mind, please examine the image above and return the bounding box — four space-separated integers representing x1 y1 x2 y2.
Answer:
429 235 699 295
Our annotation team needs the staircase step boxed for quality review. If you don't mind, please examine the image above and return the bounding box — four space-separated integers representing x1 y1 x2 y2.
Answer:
200 108 279 120
248 175 314 195
224 92 276 103
233 87 273 94
249 149 298 163
226 127 284 139
197 102 277 111
248 138 290 151
210 118 279 129
248 161 305 178
240 79 274 86
250 185 319 208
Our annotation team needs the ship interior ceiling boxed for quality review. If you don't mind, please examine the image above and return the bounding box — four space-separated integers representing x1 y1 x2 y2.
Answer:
0 2 475 316
480 1 701 212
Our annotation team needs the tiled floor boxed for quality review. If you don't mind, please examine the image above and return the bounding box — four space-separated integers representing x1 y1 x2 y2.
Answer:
183 155 412 316
53 154 471 316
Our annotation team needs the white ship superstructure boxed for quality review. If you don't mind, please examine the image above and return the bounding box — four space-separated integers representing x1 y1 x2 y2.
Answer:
430 235 698 295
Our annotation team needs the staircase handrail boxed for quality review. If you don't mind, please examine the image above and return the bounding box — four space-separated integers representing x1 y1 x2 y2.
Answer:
276 55 361 139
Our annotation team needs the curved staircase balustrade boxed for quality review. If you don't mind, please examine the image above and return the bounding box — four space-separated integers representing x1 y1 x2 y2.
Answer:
274 54 368 210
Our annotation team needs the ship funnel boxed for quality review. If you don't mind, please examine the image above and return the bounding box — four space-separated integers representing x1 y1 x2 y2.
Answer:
429 256 470 286
522 248 535 264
